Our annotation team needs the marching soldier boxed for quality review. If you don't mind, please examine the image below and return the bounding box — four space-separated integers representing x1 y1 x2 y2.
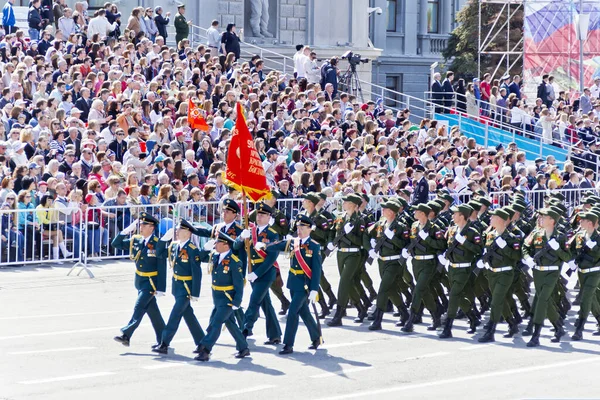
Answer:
522 207 571 347
327 194 368 326
359 193 378 303
112 213 168 348
476 208 521 343
194 231 250 361
238 202 282 345
439 204 483 339
270 215 323 355
153 220 206 354
315 192 338 310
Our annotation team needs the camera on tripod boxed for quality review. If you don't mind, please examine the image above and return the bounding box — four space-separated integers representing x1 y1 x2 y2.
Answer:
341 51 369 67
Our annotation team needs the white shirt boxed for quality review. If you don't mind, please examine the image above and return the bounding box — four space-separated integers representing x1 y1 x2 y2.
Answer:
87 15 116 39
294 53 308 78
207 26 221 48
218 250 231 264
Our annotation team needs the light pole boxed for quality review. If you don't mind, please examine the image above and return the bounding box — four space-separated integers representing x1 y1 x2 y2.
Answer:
576 0 590 93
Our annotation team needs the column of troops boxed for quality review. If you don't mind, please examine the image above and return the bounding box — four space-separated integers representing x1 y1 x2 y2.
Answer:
111 187 600 361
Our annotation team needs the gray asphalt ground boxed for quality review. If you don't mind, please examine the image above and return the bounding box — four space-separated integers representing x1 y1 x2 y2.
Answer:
1 255 599 400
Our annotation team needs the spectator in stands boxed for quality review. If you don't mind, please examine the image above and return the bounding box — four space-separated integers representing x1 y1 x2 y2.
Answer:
320 57 338 100
27 0 44 41
205 19 220 59
221 23 240 61
431 72 443 113
2 0 16 35
87 9 116 41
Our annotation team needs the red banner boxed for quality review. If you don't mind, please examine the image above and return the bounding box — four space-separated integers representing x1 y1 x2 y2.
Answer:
188 99 209 132
224 103 271 202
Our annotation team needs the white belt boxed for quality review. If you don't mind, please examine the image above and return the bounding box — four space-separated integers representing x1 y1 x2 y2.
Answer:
533 266 559 271
339 247 360 253
490 266 512 272
414 255 435 260
451 263 471 268
580 266 600 274
379 255 402 261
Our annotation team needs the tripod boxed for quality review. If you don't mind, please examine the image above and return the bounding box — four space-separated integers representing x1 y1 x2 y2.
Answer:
339 63 364 103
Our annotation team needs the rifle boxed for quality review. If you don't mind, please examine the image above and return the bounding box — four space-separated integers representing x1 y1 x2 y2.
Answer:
400 223 430 265
366 222 398 265
324 217 354 257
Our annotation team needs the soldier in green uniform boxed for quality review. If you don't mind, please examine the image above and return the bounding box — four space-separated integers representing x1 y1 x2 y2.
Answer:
366 200 410 330
568 212 600 341
174 4 190 46
153 220 206 355
238 202 282 345
358 193 378 302
194 231 250 361
522 207 571 347
315 192 338 310
439 204 483 339
327 194 368 327
476 208 521 343
401 203 447 333
394 197 415 317
270 215 323 355
112 213 168 347
468 200 490 319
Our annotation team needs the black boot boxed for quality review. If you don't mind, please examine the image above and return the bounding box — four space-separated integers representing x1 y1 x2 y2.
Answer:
354 302 368 323
478 322 497 343
550 321 566 343
326 289 337 309
466 311 481 334
522 319 534 336
439 317 454 339
318 297 330 319
512 307 523 325
427 311 442 331
573 290 582 306
279 345 293 355
368 308 384 331
401 310 415 332
456 309 466 320
151 343 169 354
279 299 290 315
395 308 410 327
326 306 344 327
113 334 130 347
503 316 519 338
308 338 321 350
386 300 394 312
235 348 250 359
571 318 585 341
526 323 542 347
194 347 210 361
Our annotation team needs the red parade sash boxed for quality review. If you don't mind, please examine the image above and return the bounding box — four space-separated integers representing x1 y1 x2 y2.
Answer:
293 238 312 279
251 223 280 270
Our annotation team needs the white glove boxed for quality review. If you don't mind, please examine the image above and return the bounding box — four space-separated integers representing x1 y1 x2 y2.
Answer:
586 240 597 249
269 217 275 226
255 242 266 251
240 229 251 240
524 256 535 268
190 296 199 302
568 260 577 271
437 254 448 265
368 249 377 261
418 230 427 240
308 290 318 304
344 223 354 234
160 227 174 242
231 305 239 310
247 272 258 282
476 260 484 269
121 219 138 235
455 232 466 244
495 236 507 249
402 248 410 259
285 234 294 241
203 239 216 251
327 243 334 251
370 238 377 248
548 238 559 251
155 291 165 297
384 228 394 240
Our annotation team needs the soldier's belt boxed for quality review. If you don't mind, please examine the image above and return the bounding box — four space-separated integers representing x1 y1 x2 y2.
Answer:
579 266 600 273
379 255 402 261
533 266 559 271
173 274 192 281
338 247 360 253
251 258 265 264
451 263 471 268
136 270 158 277
414 255 435 260
490 266 512 272
290 268 305 275
212 285 234 291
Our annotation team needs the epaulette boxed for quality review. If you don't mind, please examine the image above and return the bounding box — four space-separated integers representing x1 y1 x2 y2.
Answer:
268 227 277 234
153 236 159 242
311 239 320 246
231 254 240 262
189 243 197 250
132 234 143 240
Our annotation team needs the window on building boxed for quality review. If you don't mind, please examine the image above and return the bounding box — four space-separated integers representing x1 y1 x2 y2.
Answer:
387 0 397 32
427 0 439 34
385 75 403 106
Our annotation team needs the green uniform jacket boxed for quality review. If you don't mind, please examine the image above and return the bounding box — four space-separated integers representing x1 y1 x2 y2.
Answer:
208 251 244 307
445 222 483 264
569 229 600 269
168 240 208 298
334 212 366 248
368 219 409 256
271 238 322 292
482 229 521 268
112 233 168 293
523 228 572 266
174 13 189 40
408 220 447 256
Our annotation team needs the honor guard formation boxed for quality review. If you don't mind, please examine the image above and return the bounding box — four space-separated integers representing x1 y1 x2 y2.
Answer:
112 188 600 360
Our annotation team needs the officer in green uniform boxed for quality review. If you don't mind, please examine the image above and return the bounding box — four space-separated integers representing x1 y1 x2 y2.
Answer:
194 231 250 361
439 204 483 339
366 200 410 330
401 203 447 333
174 4 190 46
327 194 367 326
112 213 168 347
476 208 521 343
568 212 600 341
270 214 323 355
238 202 282 345
522 207 571 347
153 220 206 355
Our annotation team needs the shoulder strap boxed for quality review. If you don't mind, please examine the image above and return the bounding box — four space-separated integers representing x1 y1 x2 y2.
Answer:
293 238 312 279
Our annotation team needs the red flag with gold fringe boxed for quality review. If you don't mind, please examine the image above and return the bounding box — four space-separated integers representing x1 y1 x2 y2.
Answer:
224 102 271 202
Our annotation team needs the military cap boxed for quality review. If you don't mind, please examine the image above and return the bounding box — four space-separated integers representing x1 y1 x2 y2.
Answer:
549 205 565 216
413 164 426 172
342 194 363 206
139 212 159 225
489 208 510 221
477 197 492 207
469 201 482 211
317 192 327 201
394 197 408 209
504 207 516 219
302 192 320 205
255 202 273 215
582 197 596 205
588 209 600 220
296 214 314 227
400 189 412 198
360 193 370 203
223 198 240 213
427 201 442 214
450 204 473 215
381 201 400 213
549 192 565 201
440 193 454 205
580 212 598 224
216 230 235 246
510 203 526 213
177 3 185 9
178 219 197 233
475 189 487 197
539 207 560 221
412 203 432 214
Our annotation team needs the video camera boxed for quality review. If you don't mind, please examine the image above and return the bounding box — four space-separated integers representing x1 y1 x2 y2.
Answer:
341 51 369 67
